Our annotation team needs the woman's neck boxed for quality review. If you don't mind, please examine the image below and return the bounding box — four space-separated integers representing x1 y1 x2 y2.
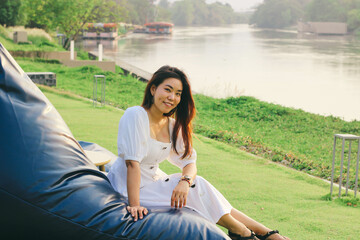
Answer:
147 105 167 124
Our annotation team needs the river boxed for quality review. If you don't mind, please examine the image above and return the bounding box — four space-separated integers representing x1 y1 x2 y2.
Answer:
78 24 360 121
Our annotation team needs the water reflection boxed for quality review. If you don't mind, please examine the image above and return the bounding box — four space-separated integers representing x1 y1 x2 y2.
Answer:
251 29 298 39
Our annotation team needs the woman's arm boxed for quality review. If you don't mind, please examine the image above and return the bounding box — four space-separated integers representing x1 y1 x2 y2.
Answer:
182 163 197 184
126 160 148 221
171 163 197 209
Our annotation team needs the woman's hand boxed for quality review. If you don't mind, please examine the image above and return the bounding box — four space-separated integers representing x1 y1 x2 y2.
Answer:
171 180 190 208
126 205 148 221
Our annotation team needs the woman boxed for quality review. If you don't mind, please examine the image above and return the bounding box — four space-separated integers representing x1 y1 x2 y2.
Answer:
107 66 290 240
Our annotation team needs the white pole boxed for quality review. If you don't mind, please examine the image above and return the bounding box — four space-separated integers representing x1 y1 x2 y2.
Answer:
70 40 74 60
99 44 103 61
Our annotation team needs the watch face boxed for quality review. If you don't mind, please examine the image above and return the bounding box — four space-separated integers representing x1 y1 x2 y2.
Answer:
183 175 191 181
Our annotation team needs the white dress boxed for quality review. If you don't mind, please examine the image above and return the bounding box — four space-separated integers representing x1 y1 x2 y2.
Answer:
107 106 232 223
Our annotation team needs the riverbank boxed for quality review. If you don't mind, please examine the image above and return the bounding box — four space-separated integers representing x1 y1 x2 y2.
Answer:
15 56 360 194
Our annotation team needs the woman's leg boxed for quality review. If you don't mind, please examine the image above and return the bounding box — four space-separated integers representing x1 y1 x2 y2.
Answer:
217 213 253 237
230 208 270 235
230 208 289 240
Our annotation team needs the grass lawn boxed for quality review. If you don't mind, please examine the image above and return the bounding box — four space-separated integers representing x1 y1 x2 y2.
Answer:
43 88 360 240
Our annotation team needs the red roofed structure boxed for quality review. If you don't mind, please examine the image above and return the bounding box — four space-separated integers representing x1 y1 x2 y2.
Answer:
144 22 174 34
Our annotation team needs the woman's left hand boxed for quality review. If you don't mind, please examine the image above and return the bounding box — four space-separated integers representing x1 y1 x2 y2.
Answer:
171 181 190 208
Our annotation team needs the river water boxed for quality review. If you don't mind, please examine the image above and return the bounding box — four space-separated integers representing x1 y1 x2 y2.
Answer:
79 24 360 121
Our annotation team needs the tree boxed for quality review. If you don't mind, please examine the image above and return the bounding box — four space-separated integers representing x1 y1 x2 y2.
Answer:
54 0 102 48
170 0 240 26
343 0 360 32
158 0 170 9
21 0 56 29
208 3 227 25
21 0 129 49
156 7 172 22
305 0 346 22
93 0 130 23
128 0 156 24
192 0 209 25
0 0 21 26
171 0 194 26
347 8 360 31
343 0 360 9
208 2 236 25
250 0 303 28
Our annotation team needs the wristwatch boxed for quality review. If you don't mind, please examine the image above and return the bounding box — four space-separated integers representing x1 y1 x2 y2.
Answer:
179 175 192 186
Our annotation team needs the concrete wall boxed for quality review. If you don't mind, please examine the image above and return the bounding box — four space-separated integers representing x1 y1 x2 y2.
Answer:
298 22 347 35
61 60 116 73
9 50 115 72
311 22 347 34
297 22 312 32
9 51 76 61
13 31 28 43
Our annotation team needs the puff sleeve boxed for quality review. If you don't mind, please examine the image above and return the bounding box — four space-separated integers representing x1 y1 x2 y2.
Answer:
168 127 197 169
117 106 149 162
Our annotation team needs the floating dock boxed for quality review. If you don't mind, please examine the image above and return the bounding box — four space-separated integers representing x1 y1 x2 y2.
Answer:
89 51 152 82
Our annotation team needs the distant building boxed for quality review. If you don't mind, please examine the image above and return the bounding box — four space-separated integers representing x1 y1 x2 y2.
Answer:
298 22 347 35
83 23 119 39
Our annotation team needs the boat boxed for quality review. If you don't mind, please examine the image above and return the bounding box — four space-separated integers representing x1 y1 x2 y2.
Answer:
83 23 119 39
134 22 174 34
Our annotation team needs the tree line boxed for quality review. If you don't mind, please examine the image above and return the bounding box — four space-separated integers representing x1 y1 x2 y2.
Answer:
157 0 249 26
250 0 360 33
2 0 360 40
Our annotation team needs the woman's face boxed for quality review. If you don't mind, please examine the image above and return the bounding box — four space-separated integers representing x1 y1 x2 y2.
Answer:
150 78 183 114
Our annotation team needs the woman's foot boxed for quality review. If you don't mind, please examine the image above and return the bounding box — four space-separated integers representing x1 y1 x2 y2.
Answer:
256 230 290 240
228 230 259 240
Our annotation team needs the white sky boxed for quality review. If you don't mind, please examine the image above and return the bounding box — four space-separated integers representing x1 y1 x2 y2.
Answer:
206 0 264 11
165 0 264 12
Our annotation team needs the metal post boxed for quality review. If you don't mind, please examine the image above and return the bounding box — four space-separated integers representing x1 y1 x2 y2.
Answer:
354 139 360 198
93 76 97 107
101 76 106 106
93 75 105 107
330 136 337 197
345 141 352 195
338 138 345 197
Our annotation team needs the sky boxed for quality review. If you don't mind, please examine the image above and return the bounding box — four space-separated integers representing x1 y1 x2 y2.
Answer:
165 0 264 12
206 0 264 11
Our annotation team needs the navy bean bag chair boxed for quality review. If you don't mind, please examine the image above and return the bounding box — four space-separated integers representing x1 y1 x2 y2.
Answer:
0 43 229 240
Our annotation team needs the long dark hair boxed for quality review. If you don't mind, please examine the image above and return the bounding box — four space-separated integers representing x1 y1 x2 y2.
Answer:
142 65 196 159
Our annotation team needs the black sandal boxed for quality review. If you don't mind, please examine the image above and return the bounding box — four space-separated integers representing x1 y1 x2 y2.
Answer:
256 230 280 240
228 230 259 240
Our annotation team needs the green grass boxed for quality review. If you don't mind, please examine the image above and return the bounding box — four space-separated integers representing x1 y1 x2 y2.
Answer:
0 27 64 52
18 59 145 109
43 89 360 240
19 58 360 191
194 95 360 186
